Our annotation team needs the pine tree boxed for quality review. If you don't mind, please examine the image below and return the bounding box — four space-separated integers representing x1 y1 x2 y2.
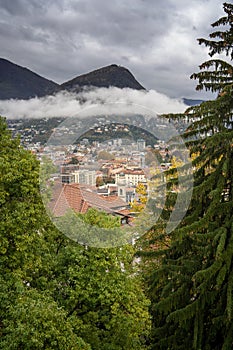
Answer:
191 2 233 92
140 3 233 349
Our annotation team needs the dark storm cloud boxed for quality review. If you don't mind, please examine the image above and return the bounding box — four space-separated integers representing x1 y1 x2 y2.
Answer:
0 0 226 98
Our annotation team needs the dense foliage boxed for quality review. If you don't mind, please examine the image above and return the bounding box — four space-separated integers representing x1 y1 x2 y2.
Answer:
139 3 233 349
0 117 151 349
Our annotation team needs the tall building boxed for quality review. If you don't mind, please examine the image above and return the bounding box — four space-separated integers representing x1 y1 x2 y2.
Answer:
137 139 146 151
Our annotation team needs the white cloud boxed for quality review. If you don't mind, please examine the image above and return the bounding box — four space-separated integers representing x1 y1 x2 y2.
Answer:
0 87 186 119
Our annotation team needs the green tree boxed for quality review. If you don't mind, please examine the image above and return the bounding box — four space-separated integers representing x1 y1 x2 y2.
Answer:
0 116 151 349
68 156 79 164
191 2 233 92
97 150 115 160
32 208 151 350
0 288 90 350
140 3 233 349
0 117 90 349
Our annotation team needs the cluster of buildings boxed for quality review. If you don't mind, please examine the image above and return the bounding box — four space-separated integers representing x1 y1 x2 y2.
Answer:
7 118 173 224
44 136 174 226
47 139 151 224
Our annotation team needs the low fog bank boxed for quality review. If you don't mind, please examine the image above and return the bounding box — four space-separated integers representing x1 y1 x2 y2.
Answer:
0 87 187 120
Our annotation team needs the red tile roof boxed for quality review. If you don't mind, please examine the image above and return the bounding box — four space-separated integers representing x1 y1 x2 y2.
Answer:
49 182 127 217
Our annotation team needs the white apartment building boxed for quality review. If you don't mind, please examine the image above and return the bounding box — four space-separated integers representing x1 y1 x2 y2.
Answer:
115 169 146 186
72 169 96 186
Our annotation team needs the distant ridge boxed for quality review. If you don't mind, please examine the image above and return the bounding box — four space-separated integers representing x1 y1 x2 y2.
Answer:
60 64 146 91
182 98 204 106
0 58 202 104
0 58 59 100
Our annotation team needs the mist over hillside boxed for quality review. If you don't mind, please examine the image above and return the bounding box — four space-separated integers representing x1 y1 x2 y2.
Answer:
0 58 202 106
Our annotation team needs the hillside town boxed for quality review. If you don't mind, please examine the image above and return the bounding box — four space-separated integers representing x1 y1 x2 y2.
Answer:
7 117 174 224
6 115 179 231
41 135 172 225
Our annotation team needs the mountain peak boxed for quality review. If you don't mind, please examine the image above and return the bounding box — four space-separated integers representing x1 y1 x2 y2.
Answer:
0 58 58 100
60 64 146 91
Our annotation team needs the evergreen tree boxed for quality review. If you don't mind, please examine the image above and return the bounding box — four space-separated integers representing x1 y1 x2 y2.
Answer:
140 3 233 349
191 2 233 92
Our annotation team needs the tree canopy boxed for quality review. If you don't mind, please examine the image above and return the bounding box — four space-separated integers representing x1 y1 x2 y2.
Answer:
0 117 151 349
139 3 233 349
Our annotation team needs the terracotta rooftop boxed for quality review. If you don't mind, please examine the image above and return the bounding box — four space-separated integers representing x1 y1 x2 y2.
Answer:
49 182 128 217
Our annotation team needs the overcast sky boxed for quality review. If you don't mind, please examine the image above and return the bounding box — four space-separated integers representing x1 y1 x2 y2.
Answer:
0 0 226 99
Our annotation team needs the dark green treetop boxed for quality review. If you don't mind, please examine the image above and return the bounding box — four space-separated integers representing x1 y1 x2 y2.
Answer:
139 3 233 349
191 2 233 92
